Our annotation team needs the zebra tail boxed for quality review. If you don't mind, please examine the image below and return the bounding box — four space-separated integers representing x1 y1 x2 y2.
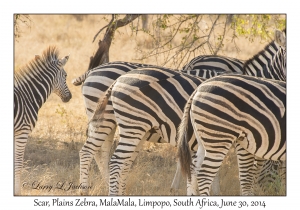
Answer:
89 80 118 129
72 71 89 86
177 89 197 181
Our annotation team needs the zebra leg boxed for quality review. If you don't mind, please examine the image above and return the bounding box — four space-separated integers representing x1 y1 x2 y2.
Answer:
93 126 117 185
79 122 116 195
171 156 202 195
255 159 285 194
186 151 221 196
194 136 232 195
170 152 209 195
14 131 29 195
279 160 286 186
235 142 256 195
118 134 149 195
190 157 220 195
187 151 199 195
252 157 266 192
108 131 149 195
196 150 230 196
189 114 221 196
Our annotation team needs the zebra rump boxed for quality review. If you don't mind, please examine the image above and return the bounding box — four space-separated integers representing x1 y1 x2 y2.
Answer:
178 74 286 195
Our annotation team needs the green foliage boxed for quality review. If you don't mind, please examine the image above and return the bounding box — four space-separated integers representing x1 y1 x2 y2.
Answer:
231 15 286 42
55 104 68 118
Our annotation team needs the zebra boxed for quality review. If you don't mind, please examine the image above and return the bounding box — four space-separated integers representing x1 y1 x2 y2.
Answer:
176 29 286 195
73 28 284 195
235 29 286 194
177 29 286 195
177 74 286 195
243 28 286 81
73 57 243 194
14 46 72 195
88 66 206 195
73 61 166 187
82 29 286 194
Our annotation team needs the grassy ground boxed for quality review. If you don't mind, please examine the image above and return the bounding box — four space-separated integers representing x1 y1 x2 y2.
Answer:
15 15 285 196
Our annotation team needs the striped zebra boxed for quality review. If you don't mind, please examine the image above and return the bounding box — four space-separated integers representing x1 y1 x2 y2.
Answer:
243 29 286 80
176 29 286 195
177 74 286 195
85 29 286 195
75 29 285 195
73 57 243 194
182 55 244 73
235 29 286 194
88 67 206 195
179 29 286 195
14 46 72 195
74 61 164 188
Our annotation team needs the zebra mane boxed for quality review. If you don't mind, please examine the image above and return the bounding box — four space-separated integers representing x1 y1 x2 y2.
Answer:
242 40 277 74
15 46 60 81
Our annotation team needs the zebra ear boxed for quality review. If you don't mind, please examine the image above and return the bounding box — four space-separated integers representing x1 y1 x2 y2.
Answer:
274 29 286 48
60 54 70 66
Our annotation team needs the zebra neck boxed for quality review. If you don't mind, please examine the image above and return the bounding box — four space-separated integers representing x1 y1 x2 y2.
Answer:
14 69 56 110
269 49 286 81
243 41 279 79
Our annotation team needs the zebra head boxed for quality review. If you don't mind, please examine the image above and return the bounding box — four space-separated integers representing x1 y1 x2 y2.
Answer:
53 55 72 102
274 29 287 80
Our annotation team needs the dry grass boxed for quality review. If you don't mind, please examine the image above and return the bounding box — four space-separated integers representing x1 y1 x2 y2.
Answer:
15 15 285 196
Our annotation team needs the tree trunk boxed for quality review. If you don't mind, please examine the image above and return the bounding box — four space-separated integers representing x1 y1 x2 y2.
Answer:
88 15 140 70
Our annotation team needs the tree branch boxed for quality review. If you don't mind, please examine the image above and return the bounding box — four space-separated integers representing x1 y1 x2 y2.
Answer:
213 16 228 55
93 15 115 43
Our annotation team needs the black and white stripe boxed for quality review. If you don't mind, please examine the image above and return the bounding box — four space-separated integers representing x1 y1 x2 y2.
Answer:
77 29 286 195
14 46 71 195
180 29 286 195
73 57 244 195
243 29 286 81
75 62 162 191
235 29 286 194
177 74 286 195
88 67 205 195
182 55 244 73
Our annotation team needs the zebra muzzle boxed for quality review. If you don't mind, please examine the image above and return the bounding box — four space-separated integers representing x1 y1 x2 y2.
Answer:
62 92 72 102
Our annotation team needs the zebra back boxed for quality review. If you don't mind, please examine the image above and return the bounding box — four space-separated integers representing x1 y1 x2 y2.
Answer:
182 55 244 73
72 61 162 86
90 66 205 145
